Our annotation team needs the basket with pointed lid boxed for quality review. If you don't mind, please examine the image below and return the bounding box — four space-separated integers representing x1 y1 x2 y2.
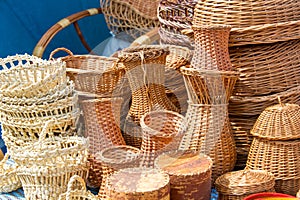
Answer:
251 98 300 140
215 169 275 200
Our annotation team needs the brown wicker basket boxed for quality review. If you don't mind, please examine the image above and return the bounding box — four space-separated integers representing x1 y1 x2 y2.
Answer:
215 169 275 200
106 167 170 199
193 0 300 46
251 103 300 140
140 110 186 167
155 150 212 200
58 175 99 200
246 137 300 196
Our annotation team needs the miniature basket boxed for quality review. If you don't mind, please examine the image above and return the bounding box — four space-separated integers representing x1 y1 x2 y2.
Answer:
0 154 22 193
140 110 187 167
193 0 300 46
246 137 300 195
215 169 275 200
106 167 170 200
58 175 98 200
251 103 300 140
155 150 212 200
230 39 300 97
0 54 67 98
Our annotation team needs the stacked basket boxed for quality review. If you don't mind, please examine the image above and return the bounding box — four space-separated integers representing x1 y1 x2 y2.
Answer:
246 102 300 196
189 0 300 168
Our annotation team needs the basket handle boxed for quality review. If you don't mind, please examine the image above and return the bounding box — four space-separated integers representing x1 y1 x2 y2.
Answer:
49 47 74 60
67 175 87 193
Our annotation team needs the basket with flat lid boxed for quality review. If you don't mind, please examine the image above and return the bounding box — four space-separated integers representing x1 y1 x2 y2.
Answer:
215 169 275 200
251 101 300 140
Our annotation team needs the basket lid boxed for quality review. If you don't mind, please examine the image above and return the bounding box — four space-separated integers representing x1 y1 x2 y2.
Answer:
251 102 300 140
215 169 275 195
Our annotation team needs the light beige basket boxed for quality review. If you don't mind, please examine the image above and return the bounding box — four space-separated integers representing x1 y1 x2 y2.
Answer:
215 169 275 200
0 54 67 98
58 175 99 200
0 154 22 193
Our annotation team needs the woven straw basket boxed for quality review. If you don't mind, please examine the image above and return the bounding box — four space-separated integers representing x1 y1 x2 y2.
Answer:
0 54 67 98
193 0 300 46
0 154 21 193
58 175 98 200
215 169 275 200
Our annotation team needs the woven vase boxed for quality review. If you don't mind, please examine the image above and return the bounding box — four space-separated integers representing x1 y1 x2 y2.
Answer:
140 110 186 167
81 97 125 188
180 103 237 182
118 46 178 148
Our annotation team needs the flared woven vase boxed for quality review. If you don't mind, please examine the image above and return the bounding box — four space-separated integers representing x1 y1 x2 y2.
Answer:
81 97 126 188
190 25 232 71
181 67 239 104
118 46 179 148
140 110 187 167
180 103 237 182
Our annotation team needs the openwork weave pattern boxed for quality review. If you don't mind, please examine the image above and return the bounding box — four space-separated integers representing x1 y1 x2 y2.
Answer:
155 151 212 200
0 154 21 193
140 110 186 167
215 169 275 200
106 167 170 200
100 0 160 39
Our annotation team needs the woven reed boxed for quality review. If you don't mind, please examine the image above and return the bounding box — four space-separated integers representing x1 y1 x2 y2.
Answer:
96 145 141 199
230 39 300 97
251 103 300 140
140 110 186 167
0 54 67 98
190 25 232 71
58 175 99 200
106 167 170 200
246 137 300 195
100 0 159 39
180 103 236 182
0 154 21 193
159 26 194 49
18 163 89 200
193 0 300 46
215 169 275 200
181 67 239 105
81 97 125 188
155 150 212 200
229 86 300 116
118 45 178 148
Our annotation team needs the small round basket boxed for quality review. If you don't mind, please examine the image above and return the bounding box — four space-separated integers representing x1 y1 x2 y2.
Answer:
0 54 67 98
0 154 22 193
215 169 275 200
58 175 98 200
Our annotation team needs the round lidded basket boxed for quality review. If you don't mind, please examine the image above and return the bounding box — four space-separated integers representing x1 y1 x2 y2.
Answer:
251 102 300 140
0 54 67 98
0 154 22 193
155 150 212 200
106 167 170 200
215 169 275 200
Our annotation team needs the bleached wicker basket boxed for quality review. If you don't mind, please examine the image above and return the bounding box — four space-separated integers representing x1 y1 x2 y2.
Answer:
0 154 21 193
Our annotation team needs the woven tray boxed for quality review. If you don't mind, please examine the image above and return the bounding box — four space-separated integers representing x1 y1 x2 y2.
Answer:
215 169 275 200
0 154 21 193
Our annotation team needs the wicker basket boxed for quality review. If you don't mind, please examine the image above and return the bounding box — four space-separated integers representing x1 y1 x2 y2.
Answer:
155 150 212 200
100 0 160 39
246 137 300 196
0 54 67 98
215 169 275 200
140 110 186 167
180 103 236 182
0 154 22 193
96 145 141 199
58 175 98 200
251 103 300 140
106 167 170 200
181 66 239 104
193 0 300 46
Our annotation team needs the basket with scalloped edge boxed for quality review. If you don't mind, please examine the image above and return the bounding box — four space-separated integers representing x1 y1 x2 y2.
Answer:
0 54 67 98
0 153 22 193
